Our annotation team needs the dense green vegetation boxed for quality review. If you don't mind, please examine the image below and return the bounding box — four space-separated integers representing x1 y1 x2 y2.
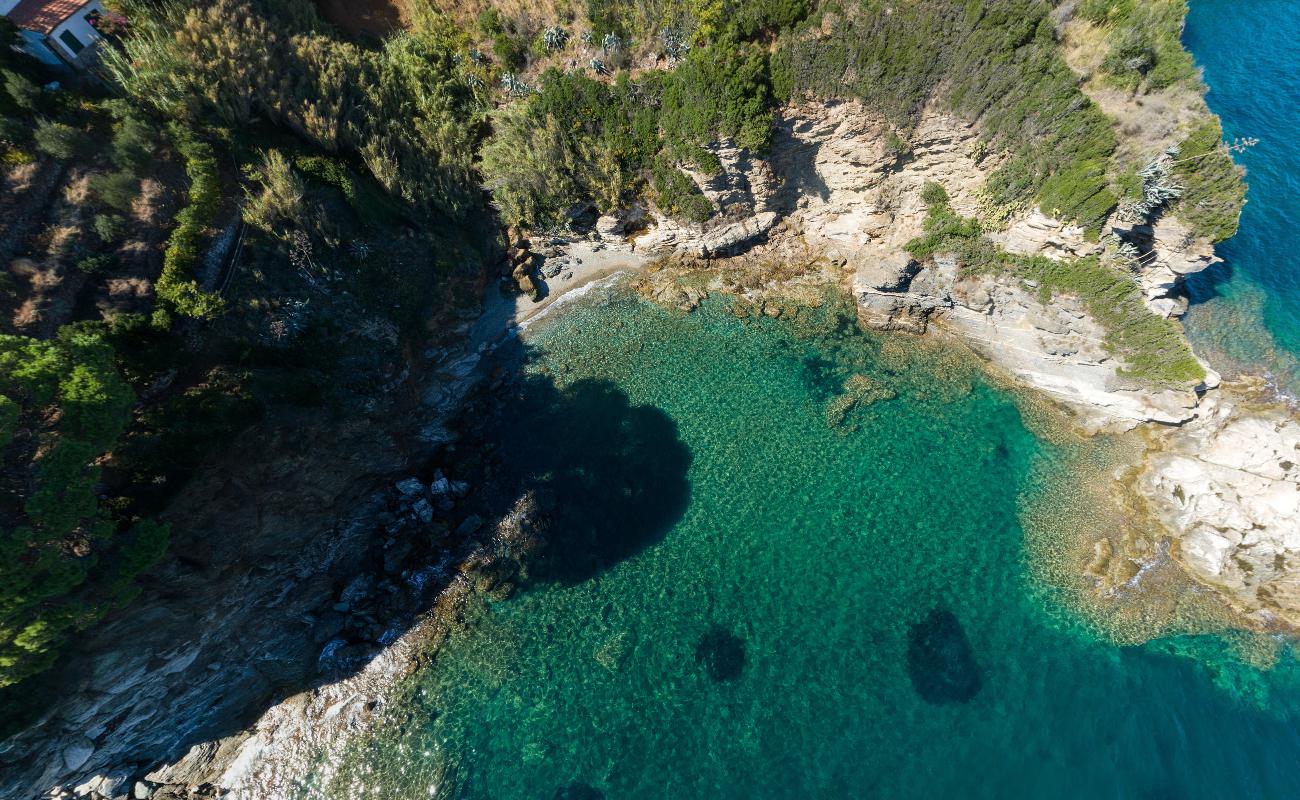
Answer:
907 183 1204 385
1171 119 1247 243
1076 0 1198 91
481 34 774 229
101 0 483 221
0 328 166 687
157 131 224 319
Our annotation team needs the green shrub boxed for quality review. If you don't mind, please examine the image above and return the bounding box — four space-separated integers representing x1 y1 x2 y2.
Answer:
93 213 127 243
0 147 33 166
90 170 140 212
659 39 774 157
731 0 814 37
76 254 119 275
32 120 91 160
652 159 713 222
108 114 158 172
493 32 528 71
1 68 40 112
242 148 305 233
477 7 504 35
0 325 160 689
157 130 224 319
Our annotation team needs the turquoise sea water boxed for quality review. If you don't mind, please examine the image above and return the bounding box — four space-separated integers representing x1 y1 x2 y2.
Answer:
307 292 1300 799
291 10 1300 794
1183 0 1300 397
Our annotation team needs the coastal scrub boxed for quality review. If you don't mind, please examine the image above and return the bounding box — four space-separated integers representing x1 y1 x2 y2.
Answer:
907 183 1205 386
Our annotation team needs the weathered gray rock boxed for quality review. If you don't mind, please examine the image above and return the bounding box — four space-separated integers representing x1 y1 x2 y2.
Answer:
63 738 96 772
1137 396 1300 624
411 498 434 524
394 477 424 496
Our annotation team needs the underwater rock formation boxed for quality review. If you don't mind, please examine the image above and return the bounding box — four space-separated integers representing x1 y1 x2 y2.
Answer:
695 625 747 683
553 782 606 800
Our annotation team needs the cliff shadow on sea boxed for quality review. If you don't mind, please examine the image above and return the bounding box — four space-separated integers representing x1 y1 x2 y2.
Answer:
0 317 693 800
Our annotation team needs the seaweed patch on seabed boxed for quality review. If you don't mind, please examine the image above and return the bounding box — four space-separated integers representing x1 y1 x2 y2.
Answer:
553 781 606 799
906 607 983 704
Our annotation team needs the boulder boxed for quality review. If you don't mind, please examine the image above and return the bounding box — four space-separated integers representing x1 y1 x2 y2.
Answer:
856 252 920 293
62 737 96 772
394 478 424 496
411 498 434 524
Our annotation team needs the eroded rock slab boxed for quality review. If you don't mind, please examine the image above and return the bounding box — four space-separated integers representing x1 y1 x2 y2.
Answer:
1137 395 1300 626
906 607 982 705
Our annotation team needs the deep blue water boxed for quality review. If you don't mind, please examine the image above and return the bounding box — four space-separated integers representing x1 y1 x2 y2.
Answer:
1184 0 1300 396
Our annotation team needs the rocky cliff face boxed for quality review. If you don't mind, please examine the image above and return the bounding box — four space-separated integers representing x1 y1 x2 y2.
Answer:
608 100 1216 431
1 339 492 800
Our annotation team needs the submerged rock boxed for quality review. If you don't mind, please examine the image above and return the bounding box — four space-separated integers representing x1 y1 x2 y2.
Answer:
694 624 747 683
906 607 982 704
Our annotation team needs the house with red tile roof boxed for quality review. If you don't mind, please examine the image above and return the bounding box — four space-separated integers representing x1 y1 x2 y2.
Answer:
1 0 108 70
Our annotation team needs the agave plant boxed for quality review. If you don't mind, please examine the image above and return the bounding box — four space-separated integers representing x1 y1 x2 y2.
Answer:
602 32 622 53
589 58 608 75
543 26 569 51
468 48 486 65
500 72 533 97
1120 147 1185 222
580 30 595 47
662 29 689 62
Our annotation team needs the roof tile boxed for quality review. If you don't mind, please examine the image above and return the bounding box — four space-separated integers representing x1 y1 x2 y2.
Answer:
7 0 90 36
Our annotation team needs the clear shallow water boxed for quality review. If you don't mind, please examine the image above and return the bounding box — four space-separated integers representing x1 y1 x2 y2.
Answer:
1183 0 1300 397
307 292 1300 799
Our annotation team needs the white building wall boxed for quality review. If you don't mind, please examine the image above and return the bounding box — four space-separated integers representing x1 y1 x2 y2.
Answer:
46 0 106 63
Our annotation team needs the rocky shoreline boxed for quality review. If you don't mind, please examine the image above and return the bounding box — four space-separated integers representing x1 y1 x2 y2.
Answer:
580 99 1299 632
11 96 1300 799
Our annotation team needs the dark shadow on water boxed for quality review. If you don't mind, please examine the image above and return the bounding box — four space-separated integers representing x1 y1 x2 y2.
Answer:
695 624 747 682
1184 258 1236 308
906 606 982 704
486 369 693 586
801 352 848 402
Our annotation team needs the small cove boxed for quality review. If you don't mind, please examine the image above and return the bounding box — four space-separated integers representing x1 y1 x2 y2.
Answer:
297 287 1300 799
